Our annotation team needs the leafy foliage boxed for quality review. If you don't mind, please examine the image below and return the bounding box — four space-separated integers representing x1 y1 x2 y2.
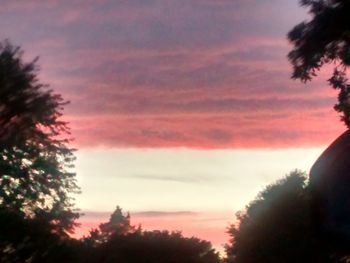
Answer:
0 41 79 233
0 208 83 263
288 0 350 126
225 170 336 263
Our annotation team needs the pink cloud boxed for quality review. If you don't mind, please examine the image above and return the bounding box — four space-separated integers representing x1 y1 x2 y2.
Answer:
0 0 342 149
65 106 343 148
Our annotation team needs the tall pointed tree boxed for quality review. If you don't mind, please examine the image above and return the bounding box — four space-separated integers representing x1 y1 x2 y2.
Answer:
99 206 135 239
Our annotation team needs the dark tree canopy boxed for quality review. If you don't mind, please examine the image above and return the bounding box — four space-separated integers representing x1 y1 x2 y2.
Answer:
82 206 221 263
0 41 79 234
309 129 350 258
225 171 338 263
91 230 221 263
289 1 350 259
0 208 83 263
288 0 350 126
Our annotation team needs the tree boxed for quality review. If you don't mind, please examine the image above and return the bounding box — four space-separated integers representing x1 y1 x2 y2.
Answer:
225 171 337 263
0 41 79 234
0 208 83 263
289 1 350 257
288 0 350 126
83 206 136 246
99 206 135 238
309 128 350 258
82 206 221 263
90 230 221 263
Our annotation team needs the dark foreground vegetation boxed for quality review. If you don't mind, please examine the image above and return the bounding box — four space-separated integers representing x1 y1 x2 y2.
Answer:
0 205 220 263
2 0 350 262
225 171 349 262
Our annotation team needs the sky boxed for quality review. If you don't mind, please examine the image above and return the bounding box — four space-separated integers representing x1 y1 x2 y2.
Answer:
0 0 346 250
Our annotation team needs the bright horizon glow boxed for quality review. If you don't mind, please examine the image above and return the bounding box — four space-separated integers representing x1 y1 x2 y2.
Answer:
75 147 326 249
76 147 325 212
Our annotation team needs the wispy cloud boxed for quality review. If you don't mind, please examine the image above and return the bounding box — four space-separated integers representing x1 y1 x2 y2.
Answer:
132 211 197 217
130 174 217 183
81 210 197 219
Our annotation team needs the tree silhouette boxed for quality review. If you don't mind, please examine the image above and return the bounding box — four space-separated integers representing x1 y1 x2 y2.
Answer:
288 0 350 126
99 206 135 238
0 207 84 263
0 41 79 234
289 1 350 257
83 206 137 246
309 127 350 259
225 171 337 263
91 230 221 263
81 207 221 263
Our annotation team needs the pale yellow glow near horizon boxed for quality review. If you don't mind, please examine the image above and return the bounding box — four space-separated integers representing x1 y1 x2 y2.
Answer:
74 147 325 214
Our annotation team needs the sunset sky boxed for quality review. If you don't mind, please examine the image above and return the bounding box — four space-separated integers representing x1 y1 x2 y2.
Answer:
1 0 346 250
